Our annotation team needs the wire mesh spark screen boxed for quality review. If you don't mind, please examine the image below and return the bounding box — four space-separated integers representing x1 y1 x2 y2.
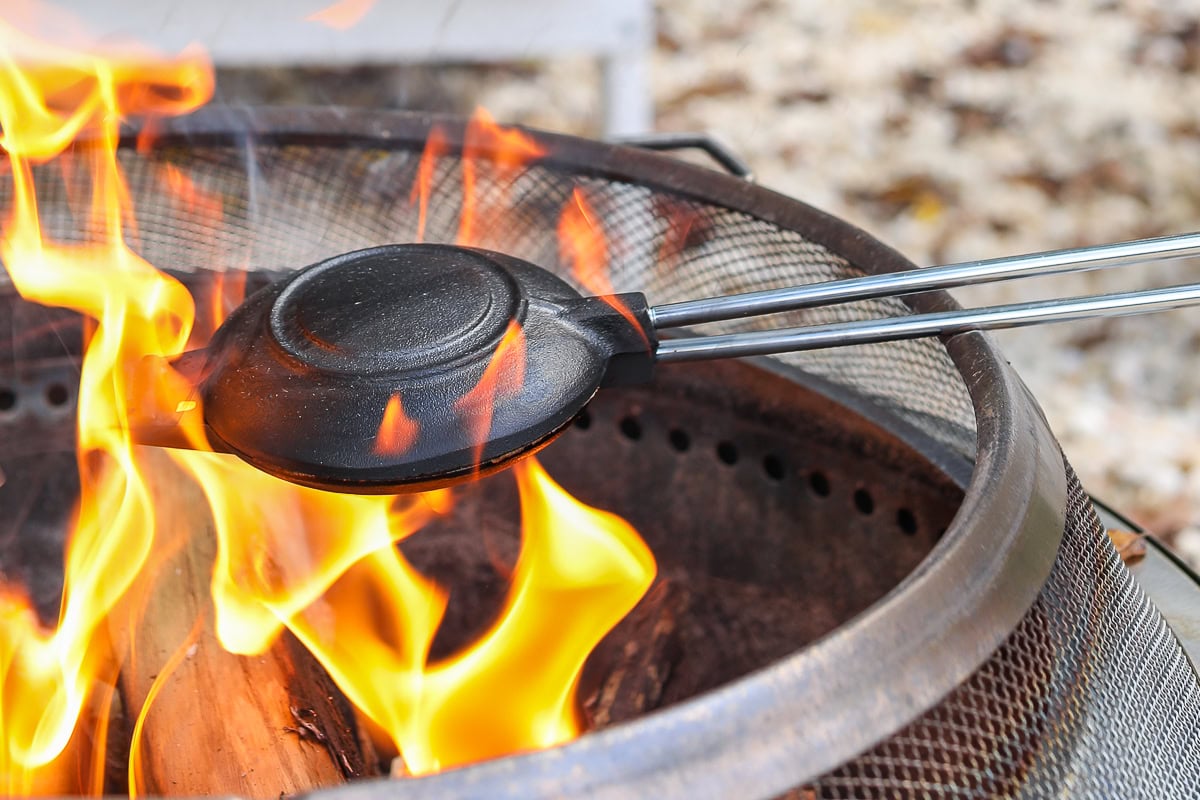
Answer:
19 134 978 460
3 110 1199 798
806 462 1200 798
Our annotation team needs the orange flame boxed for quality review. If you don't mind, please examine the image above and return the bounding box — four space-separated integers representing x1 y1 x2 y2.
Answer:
205 267 248 335
161 163 223 232
655 198 710 275
0 6 655 791
558 187 649 345
454 320 527 473
127 615 204 798
373 393 421 456
457 108 545 246
179 447 655 775
260 456 655 774
304 0 376 31
409 125 448 243
0 4 212 792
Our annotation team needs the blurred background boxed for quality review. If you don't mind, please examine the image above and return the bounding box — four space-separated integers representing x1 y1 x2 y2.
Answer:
63 0 1200 563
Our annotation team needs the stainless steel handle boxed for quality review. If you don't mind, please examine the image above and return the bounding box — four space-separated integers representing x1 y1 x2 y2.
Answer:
655 281 1200 362
650 231 1200 329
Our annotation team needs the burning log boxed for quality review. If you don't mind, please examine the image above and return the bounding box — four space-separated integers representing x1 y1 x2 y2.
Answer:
109 449 374 797
581 579 687 729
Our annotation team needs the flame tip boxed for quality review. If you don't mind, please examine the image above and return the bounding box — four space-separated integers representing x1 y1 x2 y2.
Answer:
0 11 650 778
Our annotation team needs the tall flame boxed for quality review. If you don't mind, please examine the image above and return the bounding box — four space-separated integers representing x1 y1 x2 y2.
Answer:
410 125 448 243
196 455 655 775
0 7 656 793
457 108 545 247
558 187 649 346
0 4 212 792
454 320 527 473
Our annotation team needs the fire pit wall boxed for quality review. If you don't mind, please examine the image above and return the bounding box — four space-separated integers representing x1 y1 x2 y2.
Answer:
1 109 1198 797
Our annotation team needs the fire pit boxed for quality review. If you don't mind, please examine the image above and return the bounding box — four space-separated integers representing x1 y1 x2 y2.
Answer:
2 107 1199 798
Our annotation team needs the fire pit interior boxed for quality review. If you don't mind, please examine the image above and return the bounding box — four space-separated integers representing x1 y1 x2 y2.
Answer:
0 191 965 793
1 108 1197 798
1 286 963 689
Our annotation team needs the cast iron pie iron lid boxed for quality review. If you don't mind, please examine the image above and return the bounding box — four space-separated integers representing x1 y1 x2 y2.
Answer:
167 244 655 493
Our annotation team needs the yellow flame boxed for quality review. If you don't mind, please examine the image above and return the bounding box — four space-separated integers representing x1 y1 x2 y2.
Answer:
263 457 656 774
0 7 656 790
454 320 527 474
0 3 211 791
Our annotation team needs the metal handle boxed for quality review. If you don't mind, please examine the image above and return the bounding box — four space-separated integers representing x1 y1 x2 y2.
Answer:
612 132 754 181
651 231 1200 329
655 281 1200 362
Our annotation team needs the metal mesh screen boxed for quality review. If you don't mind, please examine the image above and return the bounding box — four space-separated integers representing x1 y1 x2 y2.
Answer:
806 462 1200 798
4 127 1199 796
11 141 977 458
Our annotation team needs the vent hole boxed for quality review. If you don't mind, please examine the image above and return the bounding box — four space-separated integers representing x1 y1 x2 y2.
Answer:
668 428 691 452
0 387 15 411
853 488 875 515
897 508 918 535
716 441 739 465
808 470 831 497
574 409 592 430
762 454 785 481
619 416 643 441
45 383 70 407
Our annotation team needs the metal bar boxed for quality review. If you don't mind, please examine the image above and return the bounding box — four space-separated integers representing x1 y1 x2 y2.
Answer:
655 282 1200 362
650 231 1200 329
611 131 754 180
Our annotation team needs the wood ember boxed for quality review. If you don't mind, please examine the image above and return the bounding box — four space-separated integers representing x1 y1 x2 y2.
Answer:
279 633 381 780
581 570 826 729
109 449 372 797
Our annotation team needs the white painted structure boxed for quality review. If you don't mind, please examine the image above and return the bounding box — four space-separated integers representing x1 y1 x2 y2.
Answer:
54 0 654 135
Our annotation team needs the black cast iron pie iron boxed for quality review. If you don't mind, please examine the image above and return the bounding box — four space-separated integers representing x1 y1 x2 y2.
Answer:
163 244 655 493
137 233 1200 494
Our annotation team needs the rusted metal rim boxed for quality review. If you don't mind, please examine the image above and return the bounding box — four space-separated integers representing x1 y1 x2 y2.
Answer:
124 108 1067 798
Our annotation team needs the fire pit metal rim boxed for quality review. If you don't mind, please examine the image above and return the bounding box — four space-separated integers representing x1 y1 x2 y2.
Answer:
294 334 1066 800
11 107 1072 797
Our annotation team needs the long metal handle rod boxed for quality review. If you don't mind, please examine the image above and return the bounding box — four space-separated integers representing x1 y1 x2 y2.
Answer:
650 231 1200 329
655 282 1200 363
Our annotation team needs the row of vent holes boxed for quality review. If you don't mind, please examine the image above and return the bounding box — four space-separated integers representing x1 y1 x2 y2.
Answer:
0 383 72 412
574 409 923 537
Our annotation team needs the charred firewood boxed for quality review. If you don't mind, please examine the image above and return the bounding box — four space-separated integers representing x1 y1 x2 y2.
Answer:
109 448 370 797
580 578 687 729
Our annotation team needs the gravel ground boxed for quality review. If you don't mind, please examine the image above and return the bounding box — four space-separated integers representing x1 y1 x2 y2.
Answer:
218 0 1200 565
